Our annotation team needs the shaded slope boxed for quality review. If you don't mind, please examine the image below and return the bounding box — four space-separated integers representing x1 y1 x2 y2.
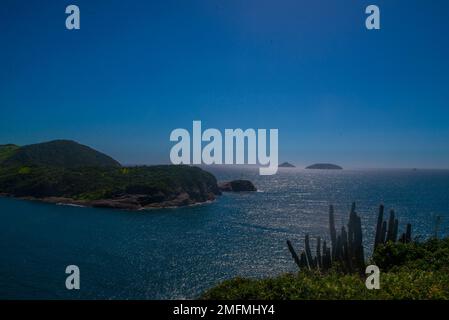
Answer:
2 140 121 168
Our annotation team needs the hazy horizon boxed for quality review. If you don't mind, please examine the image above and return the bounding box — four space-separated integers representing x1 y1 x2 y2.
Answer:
2 138 449 170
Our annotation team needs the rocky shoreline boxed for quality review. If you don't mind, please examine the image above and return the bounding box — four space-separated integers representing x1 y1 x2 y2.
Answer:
1 191 218 211
1 178 256 211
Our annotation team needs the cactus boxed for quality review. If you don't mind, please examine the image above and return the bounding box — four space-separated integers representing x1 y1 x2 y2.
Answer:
299 251 308 270
341 226 351 272
329 205 336 259
342 203 363 271
405 223 412 243
374 204 384 248
325 248 332 270
334 235 340 261
350 202 356 214
316 237 321 269
347 212 354 256
354 215 365 270
304 234 315 269
347 208 356 265
380 220 387 244
393 219 399 242
287 240 301 269
287 203 413 274
387 210 395 242
322 240 330 270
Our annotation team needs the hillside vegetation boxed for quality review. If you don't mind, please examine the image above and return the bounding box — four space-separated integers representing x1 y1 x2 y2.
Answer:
203 204 449 300
0 165 218 199
0 144 19 163
0 140 220 209
1 140 120 168
202 238 449 300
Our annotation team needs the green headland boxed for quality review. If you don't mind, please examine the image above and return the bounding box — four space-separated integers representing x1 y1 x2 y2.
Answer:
0 140 220 209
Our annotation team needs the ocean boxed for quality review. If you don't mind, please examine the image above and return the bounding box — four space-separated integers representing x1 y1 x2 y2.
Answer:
1 167 449 299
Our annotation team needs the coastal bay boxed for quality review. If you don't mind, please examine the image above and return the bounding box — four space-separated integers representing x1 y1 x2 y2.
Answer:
1 167 448 299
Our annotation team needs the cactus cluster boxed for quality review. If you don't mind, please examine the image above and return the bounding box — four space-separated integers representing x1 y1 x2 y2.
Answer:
374 204 412 249
287 203 413 274
333 203 365 273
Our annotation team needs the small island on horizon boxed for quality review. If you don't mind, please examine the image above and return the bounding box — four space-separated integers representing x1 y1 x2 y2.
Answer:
279 162 295 168
306 163 343 170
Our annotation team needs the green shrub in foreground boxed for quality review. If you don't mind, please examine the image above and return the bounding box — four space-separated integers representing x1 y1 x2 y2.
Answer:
202 269 449 300
371 238 449 273
202 238 449 300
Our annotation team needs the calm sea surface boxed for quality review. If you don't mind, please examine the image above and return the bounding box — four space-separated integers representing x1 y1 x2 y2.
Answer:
1 168 449 299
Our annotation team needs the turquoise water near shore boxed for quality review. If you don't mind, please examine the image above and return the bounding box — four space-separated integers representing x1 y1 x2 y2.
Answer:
1 168 449 299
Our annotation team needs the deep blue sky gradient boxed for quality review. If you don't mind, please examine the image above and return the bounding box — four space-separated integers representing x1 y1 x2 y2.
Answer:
1 0 449 168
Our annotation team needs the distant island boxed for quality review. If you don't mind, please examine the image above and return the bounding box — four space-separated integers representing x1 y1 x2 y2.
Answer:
306 163 343 170
0 140 222 210
279 162 295 168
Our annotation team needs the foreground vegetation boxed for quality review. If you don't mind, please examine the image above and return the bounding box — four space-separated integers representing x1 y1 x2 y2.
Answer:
202 238 449 299
203 204 448 300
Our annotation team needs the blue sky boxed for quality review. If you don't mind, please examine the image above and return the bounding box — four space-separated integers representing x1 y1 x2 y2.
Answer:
1 0 449 168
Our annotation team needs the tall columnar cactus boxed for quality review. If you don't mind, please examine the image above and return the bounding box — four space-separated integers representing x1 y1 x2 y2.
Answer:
393 219 399 242
316 237 321 269
347 211 354 256
335 235 342 262
347 205 353 258
405 223 412 243
286 240 301 269
340 226 350 271
325 247 332 270
329 205 336 259
299 252 309 270
304 234 315 269
350 202 356 214
374 204 384 248
286 203 412 273
354 214 365 270
380 220 387 244
387 210 395 242
322 240 331 270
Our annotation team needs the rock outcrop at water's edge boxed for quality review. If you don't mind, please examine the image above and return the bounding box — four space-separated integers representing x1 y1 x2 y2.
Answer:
29 191 218 210
218 180 257 192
